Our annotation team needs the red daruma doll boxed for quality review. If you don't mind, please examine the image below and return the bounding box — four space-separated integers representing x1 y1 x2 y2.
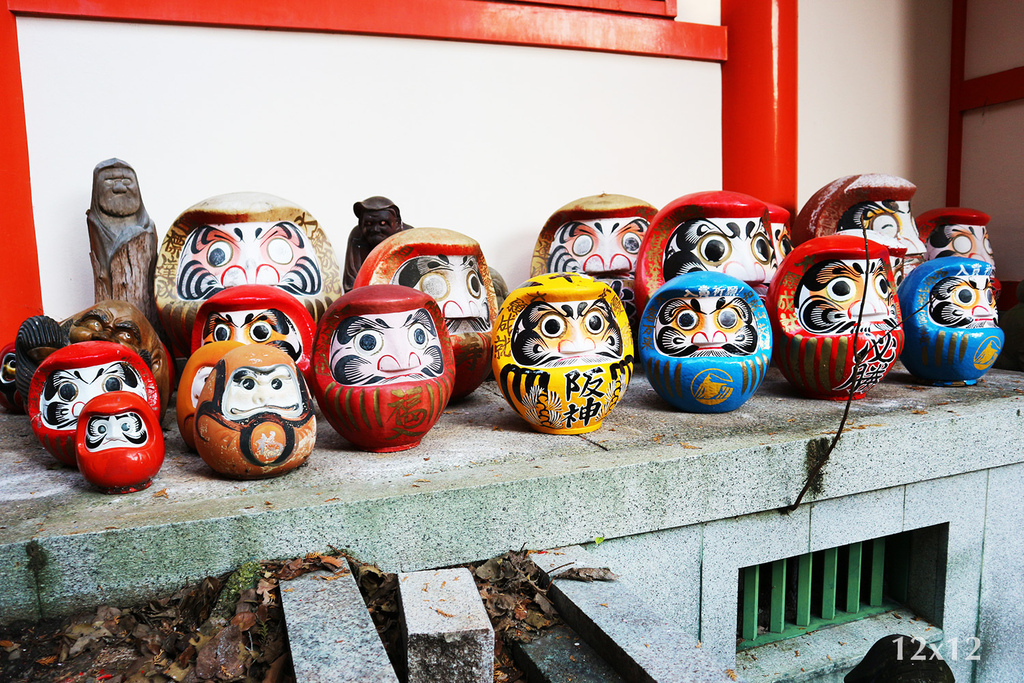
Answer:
766 234 904 400
313 285 455 452
28 341 161 466
75 391 164 493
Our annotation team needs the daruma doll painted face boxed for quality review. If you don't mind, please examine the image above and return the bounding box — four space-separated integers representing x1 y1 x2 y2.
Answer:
312 285 454 452
635 191 777 314
176 340 244 450
898 257 1002 386
75 391 165 494
765 202 794 262
767 234 904 400
194 345 315 479
917 207 995 268
0 341 23 413
28 341 161 466
353 228 496 400
530 194 657 327
492 273 633 434
154 192 342 356
794 174 925 286
639 272 772 413
191 284 316 381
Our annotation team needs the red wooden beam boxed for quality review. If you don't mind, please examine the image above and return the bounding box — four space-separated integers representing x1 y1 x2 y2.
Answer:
0 9 42 342
8 0 727 61
959 65 1024 111
504 0 674 18
720 0 798 217
945 0 967 206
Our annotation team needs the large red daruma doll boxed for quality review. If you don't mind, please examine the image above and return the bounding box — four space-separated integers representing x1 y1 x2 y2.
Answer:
635 191 777 315
75 391 165 494
191 284 316 382
766 234 904 400
313 285 455 452
353 228 496 400
28 341 161 466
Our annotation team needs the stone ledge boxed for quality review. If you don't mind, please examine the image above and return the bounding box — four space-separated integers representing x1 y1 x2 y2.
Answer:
2 366 1023 623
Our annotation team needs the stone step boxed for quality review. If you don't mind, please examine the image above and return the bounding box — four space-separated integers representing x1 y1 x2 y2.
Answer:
280 568 399 683
532 546 737 683
510 623 626 683
399 567 494 683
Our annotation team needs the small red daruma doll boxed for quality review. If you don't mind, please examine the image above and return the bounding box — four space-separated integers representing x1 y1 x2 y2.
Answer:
353 228 496 400
176 340 244 450
28 341 161 466
313 285 455 452
766 234 904 400
191 284 316 382
0 341 24 413
75 391 164 494
194 345 316 479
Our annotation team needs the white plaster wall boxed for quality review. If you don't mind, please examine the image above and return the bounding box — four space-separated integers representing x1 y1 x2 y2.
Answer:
961 101 1024 281
798 0 952 215
16 17 722 319
964 0 1024 80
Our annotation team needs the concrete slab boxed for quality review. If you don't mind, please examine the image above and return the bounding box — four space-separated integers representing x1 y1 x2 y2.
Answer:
2 368 1024 622
280 568 399 683
808 486 904 552
510 624 626 683
398 567 493 683
534 546 734 683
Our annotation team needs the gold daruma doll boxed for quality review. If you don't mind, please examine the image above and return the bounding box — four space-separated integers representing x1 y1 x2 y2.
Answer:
492 273 633 434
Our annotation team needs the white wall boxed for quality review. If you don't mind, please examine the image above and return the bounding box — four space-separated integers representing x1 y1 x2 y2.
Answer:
798 0 952 215
17 17 722 318
960 0 1024 281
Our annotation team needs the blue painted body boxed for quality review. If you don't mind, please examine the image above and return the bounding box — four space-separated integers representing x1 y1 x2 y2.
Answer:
898 257 1003 386
639 272 772 412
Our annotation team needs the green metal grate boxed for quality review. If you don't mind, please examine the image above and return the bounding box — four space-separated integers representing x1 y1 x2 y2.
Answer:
737 532 911 650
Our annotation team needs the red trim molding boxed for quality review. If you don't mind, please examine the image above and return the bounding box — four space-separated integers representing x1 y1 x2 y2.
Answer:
959 66 1024 111
0 9 42 342
720 0 798 216
503 0 676 19
8 0 726 61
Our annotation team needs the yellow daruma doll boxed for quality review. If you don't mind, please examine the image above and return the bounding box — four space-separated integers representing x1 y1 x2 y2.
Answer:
492 273 633 434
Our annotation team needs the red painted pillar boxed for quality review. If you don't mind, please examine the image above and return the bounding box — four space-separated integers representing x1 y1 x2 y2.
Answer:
721 0 798 219
0 10 43 341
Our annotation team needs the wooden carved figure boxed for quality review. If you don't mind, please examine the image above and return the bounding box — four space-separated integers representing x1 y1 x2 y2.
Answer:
312 285 455 452
794 174 925 286
15 301 171 420
176 340 244 450
343 196 411 292
492 273 633 435
75 391 164 494
194 345 315 479
0 342 23 413
154 192 342 357
353 228 497 400
639 272 771 412
87 159 160 332
191 284 316 382
635 191 777 316
530 194 657 327
898 257 1002 386
765 202 794 262
766 235 904 400
28 341 161 466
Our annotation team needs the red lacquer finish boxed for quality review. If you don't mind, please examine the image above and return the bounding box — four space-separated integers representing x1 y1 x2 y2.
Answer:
721 0 798 216
0 341 23 413
0 9 43 342
27 341 161 466
766 235 904 400
191 284 316 383
313 285 455 452
75 391 164 494
354 228 497 400
7 0 726 61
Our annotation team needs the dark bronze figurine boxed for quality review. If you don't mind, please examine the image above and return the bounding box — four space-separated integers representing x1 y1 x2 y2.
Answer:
87 159 160 333
343 196 411 292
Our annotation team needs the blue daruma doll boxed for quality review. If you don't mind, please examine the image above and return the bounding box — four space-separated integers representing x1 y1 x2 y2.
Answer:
639 272 772 412
898 257 1003 386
